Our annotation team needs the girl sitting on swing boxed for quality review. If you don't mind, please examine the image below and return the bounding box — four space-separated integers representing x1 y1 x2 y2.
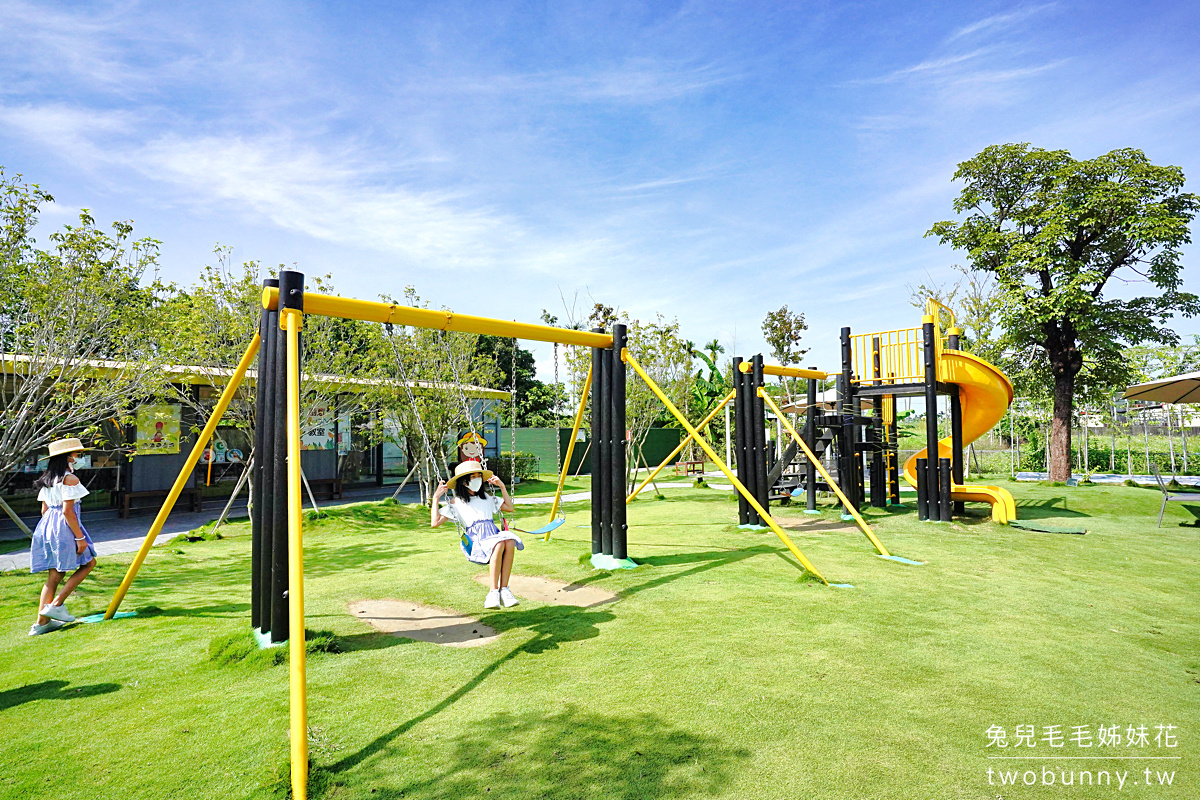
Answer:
432 461 521 609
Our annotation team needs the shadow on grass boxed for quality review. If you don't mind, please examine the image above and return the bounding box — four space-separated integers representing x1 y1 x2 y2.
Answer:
1014 497 1090 519
326 706 749 799
138 602 251 618
0 679 121 712
326 605 616 779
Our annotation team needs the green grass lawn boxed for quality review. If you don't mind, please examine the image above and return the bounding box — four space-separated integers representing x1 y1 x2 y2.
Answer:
1 481 1197 799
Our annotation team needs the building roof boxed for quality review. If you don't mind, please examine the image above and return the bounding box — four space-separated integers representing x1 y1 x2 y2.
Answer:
0 353 510 401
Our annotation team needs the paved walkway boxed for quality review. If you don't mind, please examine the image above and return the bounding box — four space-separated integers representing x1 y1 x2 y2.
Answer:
1014 471 1200 487
0 478 739 572
0 484 420 572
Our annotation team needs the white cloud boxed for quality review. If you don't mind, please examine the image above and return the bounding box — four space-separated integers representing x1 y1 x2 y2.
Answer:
948 4 1057 41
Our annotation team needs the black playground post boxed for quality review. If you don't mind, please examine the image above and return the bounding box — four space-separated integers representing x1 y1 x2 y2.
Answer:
742 359 761 524
939 457 953 523
732 357 751 525
270 270 303 643
252 278 278 635
839 327 857 512
947 328 965 515
589 330 604 556
915 456 928 521
751 355 770 514
610 324 628 561
922 316 940 522
805 375 817 513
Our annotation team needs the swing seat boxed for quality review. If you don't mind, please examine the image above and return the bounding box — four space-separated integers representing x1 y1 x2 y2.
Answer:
517 514 567 537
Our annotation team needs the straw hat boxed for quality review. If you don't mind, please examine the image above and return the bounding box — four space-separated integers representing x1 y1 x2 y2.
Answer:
47 437 90 458
456 431 488 447
446 459 493 489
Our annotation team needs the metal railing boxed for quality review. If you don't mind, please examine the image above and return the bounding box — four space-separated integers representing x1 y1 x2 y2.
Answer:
849 298 957 384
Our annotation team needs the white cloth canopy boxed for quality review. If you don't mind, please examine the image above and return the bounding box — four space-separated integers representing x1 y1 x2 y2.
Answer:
1124 371 1200 404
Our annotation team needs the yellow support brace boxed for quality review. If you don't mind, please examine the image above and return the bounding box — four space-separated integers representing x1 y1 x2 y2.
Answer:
544 363 592 540
104 333 261 619
622 351 829 584
284 308 309 800
627 388 735 504
758 389 891 557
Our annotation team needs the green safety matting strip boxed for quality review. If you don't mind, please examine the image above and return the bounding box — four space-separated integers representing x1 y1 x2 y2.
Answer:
589 553 639 570
1008 520 1087 535
79 611 137 624
878 555 925 565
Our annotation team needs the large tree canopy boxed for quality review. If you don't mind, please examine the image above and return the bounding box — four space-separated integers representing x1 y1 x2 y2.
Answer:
928 143 1198 480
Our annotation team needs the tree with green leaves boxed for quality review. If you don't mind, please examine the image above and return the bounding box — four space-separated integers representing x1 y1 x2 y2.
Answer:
907 264 1006 366
155 249 374 457
928 144 1198 480
623 313 694 489
368 287 501 502
0 168 164 490
474 334 560 426
761 305 809 398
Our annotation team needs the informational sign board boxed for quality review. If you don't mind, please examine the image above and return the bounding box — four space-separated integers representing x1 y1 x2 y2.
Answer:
337 410 353 455
302 403 335 450
136 404 182 455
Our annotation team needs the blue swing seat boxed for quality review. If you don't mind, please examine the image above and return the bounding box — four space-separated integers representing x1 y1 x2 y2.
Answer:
516 515 567 536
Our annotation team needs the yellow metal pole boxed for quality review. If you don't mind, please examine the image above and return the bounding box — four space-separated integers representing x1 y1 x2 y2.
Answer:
627 388 735 504
737 362 829 380
622 351 828 584
262 287 613 349
545 362 592 538
284 307 309 800
759 388 891 557
103 333 261 619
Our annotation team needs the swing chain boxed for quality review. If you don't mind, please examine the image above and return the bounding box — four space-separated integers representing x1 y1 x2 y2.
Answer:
440 329 486 469
383 322 450 484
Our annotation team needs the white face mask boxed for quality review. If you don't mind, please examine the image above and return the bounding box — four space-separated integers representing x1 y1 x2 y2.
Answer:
466 476 483 492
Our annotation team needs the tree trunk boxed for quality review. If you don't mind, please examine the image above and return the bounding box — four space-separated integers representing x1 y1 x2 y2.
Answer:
1050 368 1074 481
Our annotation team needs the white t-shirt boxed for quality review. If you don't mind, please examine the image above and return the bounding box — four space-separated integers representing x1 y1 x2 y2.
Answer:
37 478 89 507
441 494 503 528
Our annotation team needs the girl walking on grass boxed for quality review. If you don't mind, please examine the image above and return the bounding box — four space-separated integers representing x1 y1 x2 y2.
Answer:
28 438 97 636
431 460 521 609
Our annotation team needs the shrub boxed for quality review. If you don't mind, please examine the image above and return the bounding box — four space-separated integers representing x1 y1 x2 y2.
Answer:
491 451 539 486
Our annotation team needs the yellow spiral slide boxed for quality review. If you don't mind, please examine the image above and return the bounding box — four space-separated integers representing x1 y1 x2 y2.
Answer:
901 350 1018 524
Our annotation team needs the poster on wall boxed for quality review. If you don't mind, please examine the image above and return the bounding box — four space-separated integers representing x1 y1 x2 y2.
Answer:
337 411 353 455
302 403 335 450
136 404 182 455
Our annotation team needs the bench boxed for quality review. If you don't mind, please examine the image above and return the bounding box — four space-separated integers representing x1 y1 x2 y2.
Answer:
674 460 705 476
304 477 343 500
1152 465 1198 527
116 488 203 519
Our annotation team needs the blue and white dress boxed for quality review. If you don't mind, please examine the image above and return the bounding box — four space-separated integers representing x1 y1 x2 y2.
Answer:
440 493 523 564
30 478 97 573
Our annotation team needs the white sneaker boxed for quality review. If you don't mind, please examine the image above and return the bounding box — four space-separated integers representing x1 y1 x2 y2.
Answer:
484 590 501 609
41 603 75 623
29 619 66 636
499 587 519 608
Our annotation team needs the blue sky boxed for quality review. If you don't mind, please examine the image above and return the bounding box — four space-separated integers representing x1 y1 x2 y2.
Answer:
2 1 1198 380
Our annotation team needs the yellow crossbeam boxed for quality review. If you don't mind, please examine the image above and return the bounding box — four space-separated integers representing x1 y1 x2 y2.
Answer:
627 388 735 503
758 389 891 557
737 362 829 380
262 287 612 349
622 351 828 584
104 333 261 619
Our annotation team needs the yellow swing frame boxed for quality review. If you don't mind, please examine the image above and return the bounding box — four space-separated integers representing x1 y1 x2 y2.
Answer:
100 286 858 800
